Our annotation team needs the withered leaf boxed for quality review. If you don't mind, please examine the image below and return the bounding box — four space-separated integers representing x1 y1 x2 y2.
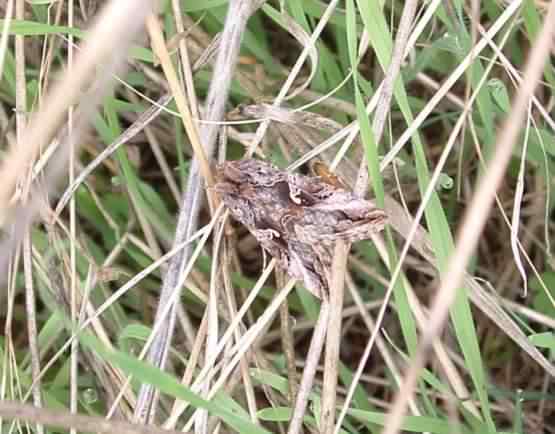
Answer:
215 159 386 298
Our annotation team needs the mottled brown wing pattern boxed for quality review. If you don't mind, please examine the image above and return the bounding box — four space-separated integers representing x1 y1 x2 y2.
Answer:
214 159 387 298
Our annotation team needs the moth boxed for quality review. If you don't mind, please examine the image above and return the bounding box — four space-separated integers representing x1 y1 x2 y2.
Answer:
214 159 387 298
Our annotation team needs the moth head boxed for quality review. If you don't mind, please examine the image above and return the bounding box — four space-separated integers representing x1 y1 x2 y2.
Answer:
213 180 239 198
215 161 245 185
213 182 256 227
239 159 286 186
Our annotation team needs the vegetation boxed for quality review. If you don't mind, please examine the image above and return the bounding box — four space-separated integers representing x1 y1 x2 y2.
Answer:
0 1 554 434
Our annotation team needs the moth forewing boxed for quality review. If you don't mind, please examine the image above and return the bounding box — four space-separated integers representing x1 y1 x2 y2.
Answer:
214 159 387 296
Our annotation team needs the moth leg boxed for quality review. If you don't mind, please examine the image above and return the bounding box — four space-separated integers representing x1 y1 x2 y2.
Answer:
252 228 283 270
287 249 323 299
253 227 281 242
261 246 269 270
286 174 303 204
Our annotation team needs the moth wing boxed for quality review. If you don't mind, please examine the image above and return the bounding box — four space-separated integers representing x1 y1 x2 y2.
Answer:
287 249 323 299
332 218 387 243
250 227 287 259
293 211 386 245
310 192 383 220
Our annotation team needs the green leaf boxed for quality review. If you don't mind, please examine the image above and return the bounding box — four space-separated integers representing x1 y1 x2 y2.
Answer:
0 20 154 62
488 78 511 113
79 332 271 434
117 323 151 352
250 369 289 395
529 332 555 351
348 409 472 434
0 19 85 37
257 406 291 422
531 272 555 318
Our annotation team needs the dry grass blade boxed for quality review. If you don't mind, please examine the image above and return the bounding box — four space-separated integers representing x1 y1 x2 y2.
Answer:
275 12 319 102
0 0 14 83
354 0 419 194
381 3 555 434
0 401 186 434
249 3 344 432
383 195 555 376
277 269 298 404
134 0 266 421
287 301 330 434
14 0 42 431
0 0 156 276
380 0 523 171
321 2 419 433
2 1 553 432
247 0 340 156
55 93 173 215
320 242 348 434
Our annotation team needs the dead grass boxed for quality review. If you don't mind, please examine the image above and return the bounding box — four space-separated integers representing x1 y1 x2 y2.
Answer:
0 1 554 434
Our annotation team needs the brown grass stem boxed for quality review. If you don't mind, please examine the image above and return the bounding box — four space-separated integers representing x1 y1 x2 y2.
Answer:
381 3 555 434
134 0 266 421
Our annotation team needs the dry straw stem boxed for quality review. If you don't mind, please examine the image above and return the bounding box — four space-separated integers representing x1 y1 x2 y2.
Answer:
162 259 280 428
244 2 346 433
170 0 200 121
321 2 419 433
320 242 348 434
277 268 299 404
286 301 330 434
181 271 296 433
383 194 555 376
335 11 517 431
247 0 339 155
55 93 174 215
382 3 555 434
0 0 14 84
220 240 259 423
353 0 419 197
13 0 43 432
134 0 266 422
0 401 186 434
145 15 212 189
66 1 79 433
0 0 156 274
